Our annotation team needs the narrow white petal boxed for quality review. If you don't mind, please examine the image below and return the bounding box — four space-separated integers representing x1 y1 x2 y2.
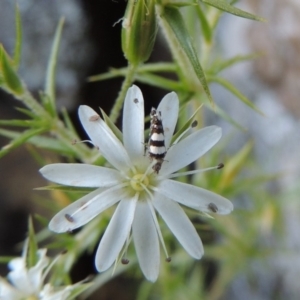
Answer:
157 92 179 149
153 195 203 259
95 197 137 272
40 164 123 187
160 126 222 176
133 202 160 282
49 186 127 233
27 249 49 291
7 259 34 295
155 179 233 214
0 278 23 299
123 85 145 160
78 105 132 172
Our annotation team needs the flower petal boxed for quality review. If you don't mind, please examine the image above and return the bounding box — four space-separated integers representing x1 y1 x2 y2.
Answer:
160 126 222 176
0 278 23 299
155 179 233 214
157 91 179 149
39 164 123 187
78 105 132 172
7 257 35 295
95 196 137 272
49 186 127 233
123 85 145 160
153 194 203 259
28 249 49 291
132 202 160 282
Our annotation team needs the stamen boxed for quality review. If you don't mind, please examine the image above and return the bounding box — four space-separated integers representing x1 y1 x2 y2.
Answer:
207 203 218 213
191 120 198 128
172 120 198 145
167 164 224 179
113 221 133 275
42 251 66 283
70 183 128 218
140 160 157 182
122 258 130 264
65 214 74 223
71 139 99 150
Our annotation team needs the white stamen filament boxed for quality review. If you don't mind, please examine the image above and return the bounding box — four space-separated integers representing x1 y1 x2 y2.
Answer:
172 122 196 145
70 183 128 218
166 165 222 179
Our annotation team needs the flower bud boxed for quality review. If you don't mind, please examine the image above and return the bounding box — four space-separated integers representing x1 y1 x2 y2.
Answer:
0 45 24 95
122 0 157 65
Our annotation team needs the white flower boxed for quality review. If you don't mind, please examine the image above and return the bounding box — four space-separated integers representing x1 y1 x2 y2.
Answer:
0 248 77 300
40 85 233 282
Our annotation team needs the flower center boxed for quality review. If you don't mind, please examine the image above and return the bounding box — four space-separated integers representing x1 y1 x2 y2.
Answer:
130 174 149 192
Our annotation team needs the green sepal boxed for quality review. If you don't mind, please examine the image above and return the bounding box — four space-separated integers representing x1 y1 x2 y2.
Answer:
218 140 253 191
0 119 41 127
208 53 260 75
135 72 186 92
88 63 178 82
65 283 94 300
205 103 247 131
163 7 214 105
15 107 37 118
171 104 203 144
35 185 94 193
0 127 81 157
44 18 65 115
26 216 39 268
122 0 157 65
201 0 266 22
0 256 15 264
0 127 45 159
0 45 24 95
165 0 198 7
195 3 212 42
208 76 265 115
100 108 123 142
13 3 22 69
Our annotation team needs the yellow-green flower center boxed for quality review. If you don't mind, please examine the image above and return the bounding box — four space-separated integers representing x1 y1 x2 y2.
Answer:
130 174 149 192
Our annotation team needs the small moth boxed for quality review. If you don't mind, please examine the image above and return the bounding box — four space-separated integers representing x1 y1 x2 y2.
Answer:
148 108 167 173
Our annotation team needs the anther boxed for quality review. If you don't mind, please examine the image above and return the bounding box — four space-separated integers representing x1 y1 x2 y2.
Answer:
65 214 74 223
217 163 224 169
191 120 198 128
121 258 130 265
208 203 218 213
89 114 100 122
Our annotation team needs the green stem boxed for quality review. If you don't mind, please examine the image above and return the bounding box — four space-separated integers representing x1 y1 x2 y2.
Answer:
17 89 48 117
109 63 137 123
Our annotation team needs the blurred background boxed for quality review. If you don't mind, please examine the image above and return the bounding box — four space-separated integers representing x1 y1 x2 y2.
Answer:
0 0 299 299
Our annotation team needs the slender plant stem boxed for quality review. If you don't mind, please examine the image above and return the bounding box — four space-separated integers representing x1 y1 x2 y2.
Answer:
109 63 137 123
17 90 48 117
